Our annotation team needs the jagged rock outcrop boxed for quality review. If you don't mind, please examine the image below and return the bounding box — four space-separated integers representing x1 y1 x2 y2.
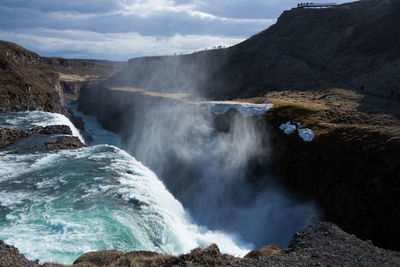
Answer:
44 136 85 150
2 222 399 266
244 244 284 259
0 240 39 267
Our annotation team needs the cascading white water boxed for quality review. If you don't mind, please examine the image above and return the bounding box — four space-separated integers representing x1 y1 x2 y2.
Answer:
0 111 251 265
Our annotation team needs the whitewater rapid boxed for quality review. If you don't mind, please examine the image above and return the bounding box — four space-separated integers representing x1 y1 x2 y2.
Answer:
0 111 251 264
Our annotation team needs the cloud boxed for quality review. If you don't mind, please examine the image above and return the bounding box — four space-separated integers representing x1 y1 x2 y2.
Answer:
0 28 243 60
0 3 273 38
0 0 356 60
0 0 121 13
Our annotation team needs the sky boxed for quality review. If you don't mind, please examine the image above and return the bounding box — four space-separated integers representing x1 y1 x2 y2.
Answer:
0 0 355 61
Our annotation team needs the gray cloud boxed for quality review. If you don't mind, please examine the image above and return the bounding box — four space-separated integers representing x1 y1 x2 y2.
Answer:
0 28 243 60
0 0 355 60
0 0 120 13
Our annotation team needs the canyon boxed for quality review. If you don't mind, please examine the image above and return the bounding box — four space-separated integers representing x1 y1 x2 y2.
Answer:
0 0 399 266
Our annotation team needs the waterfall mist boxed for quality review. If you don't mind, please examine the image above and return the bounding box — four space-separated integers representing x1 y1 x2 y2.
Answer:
80 50 323 249
120 97 319 248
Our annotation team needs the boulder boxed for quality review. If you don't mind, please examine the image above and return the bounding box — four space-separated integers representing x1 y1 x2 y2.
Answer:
73 250 124 266
244 244 285 259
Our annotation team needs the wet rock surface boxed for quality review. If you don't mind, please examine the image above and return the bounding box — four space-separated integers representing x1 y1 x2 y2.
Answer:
0 125 71 148
2 222 399 266
44 136 85 150
0 125 84 151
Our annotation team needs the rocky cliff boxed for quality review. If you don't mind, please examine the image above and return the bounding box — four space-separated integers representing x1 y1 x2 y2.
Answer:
0 40 124 113
226 0 400 98
264 91 400 250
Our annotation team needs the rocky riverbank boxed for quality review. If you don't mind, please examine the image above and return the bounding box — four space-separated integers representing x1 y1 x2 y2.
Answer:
0 125 85 151
1 222 399 266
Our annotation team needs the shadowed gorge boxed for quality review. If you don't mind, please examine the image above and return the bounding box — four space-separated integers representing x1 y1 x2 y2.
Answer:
78 86 320 249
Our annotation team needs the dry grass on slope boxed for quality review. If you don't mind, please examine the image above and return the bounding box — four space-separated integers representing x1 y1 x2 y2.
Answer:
232 88 400 163
239 88 400 138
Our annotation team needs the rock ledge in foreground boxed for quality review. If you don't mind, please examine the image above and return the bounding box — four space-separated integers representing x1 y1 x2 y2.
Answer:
2 222 399 266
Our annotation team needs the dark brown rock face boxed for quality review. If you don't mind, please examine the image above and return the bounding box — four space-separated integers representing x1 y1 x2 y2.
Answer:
32 125 72 136
269 124 400 250
244 244 284 259
73 250 125 266
0 127 29 148
44 136 85 150
0 40 123 114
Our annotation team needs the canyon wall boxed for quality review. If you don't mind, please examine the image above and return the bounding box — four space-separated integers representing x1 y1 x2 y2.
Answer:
78 85 400 250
